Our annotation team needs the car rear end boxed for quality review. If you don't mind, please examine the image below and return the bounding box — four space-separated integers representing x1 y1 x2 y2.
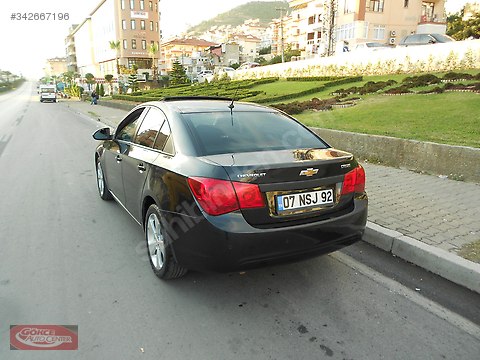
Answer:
39 85 57 102
166 101 367 272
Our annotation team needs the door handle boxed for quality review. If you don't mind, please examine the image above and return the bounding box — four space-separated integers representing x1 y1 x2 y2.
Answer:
115 155 122 162
137 163 146 172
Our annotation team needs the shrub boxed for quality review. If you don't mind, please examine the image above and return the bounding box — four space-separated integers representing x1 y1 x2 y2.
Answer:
442 72 474 81
384 85 413 95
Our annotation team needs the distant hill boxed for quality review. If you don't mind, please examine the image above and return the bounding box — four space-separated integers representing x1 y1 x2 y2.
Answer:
187 1 288 34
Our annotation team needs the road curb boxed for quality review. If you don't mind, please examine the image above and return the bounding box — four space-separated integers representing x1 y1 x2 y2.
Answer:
364 221 480 294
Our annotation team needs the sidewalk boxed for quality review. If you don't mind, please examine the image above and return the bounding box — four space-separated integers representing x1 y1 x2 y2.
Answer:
61 99 480 293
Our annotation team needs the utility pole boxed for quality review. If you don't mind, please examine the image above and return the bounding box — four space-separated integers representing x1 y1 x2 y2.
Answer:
322 0 337 56
276 7 286 63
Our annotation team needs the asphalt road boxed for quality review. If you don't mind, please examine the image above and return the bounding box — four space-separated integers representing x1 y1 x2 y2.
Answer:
0 82 479 359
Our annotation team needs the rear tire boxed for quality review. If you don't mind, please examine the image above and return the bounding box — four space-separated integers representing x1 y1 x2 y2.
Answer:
96 158 113 200
145 204 187 280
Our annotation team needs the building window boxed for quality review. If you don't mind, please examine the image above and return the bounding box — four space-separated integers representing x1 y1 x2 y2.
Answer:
404 0 409 8
122 20 127 30
373 25 386 40
142 40 147 49
127 58 152 68
140 0 145 10
132 39 137 49
155 22 158 32
149 1 153 10
123 39 128 49
130 0 134 10
336 23 355 40
131 19 136 30
368 0 384 12
151 40 155 46
121 0 125 10
344 0 355 14
308 16 315 25
141 20 145 30
150 21 154 31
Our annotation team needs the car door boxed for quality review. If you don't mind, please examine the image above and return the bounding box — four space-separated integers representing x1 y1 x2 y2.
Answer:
122 106 169 222
104 107 147 205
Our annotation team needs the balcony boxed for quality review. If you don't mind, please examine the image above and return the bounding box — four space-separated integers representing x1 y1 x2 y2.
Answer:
417 15 447 34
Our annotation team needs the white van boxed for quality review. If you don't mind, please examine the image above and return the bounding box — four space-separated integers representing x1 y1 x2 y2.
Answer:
39 85 57 102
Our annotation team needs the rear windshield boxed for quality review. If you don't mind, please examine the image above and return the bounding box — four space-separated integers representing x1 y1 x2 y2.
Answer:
41 88 55 93
182 111 327 156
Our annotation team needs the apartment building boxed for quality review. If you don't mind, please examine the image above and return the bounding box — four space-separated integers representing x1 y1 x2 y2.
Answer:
207 44 241 67
44 57 68 77
67 0 160 80
286 0 447 56
65 25 79 73
159 38 216 78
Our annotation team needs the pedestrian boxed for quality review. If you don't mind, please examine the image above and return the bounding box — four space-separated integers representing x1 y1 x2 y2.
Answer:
91 90 98 105
343 41 350 52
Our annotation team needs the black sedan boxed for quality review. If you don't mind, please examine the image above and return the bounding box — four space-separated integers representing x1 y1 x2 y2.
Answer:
93 97 368 279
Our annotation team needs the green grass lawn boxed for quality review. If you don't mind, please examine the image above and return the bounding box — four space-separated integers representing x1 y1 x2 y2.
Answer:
248 80 324 96
295 92 480 148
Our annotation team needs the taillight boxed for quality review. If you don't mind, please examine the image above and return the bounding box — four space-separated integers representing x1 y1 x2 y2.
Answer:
341 165 366 195
232 182 265 209
188 177 265 216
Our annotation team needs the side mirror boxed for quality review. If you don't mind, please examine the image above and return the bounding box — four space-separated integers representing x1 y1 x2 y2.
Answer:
92 127 113 141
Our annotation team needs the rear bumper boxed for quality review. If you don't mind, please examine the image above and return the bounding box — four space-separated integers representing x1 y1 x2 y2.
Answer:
164 197 368 272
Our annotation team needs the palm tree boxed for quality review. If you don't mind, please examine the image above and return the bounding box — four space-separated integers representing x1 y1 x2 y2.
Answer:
147 43 159 81
105 74 114 95
109 40 121 93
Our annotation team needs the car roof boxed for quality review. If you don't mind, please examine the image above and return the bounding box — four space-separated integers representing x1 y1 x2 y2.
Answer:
143 98 274 114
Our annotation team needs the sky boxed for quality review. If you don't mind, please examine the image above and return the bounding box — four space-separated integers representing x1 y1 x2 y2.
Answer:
0 0 472 79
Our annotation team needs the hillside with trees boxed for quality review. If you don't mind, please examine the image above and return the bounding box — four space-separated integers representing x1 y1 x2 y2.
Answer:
187 1 287 35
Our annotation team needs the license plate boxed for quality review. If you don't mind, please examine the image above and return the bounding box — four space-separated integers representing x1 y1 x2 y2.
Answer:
276 189 334 214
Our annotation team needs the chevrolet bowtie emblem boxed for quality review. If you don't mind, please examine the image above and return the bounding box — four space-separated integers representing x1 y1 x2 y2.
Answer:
299 168 319 177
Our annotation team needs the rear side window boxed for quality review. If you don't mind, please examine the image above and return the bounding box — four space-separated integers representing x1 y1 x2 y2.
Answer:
134 108 165 148
153 121 172 152
182 111 327 156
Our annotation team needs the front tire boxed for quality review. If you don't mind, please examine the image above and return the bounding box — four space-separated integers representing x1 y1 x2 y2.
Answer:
96 159 113 200
145 204 187 280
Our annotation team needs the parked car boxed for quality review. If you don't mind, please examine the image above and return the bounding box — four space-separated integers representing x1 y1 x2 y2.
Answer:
354 42 393 51
216 66 236 78
195 70 214 83
237 62 260 71
93 97 368 279
398 33 454 47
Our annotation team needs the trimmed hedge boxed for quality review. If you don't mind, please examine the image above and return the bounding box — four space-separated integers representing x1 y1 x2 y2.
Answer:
272 97 339 114
254 76 363 104
286 76 346 82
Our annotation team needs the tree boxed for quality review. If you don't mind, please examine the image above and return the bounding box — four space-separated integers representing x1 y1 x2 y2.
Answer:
104 74 114 95
447 10 480 40
109 40 121 93
127 73 139 92
99 83 105 97
148 43 159 81
169 59 188 85
85 73 96 91
259 45 271 55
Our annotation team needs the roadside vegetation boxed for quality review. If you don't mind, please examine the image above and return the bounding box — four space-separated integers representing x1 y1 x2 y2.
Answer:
0 70 24 93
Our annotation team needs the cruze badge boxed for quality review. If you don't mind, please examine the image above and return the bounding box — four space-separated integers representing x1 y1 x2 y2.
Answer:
299 168 319 177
